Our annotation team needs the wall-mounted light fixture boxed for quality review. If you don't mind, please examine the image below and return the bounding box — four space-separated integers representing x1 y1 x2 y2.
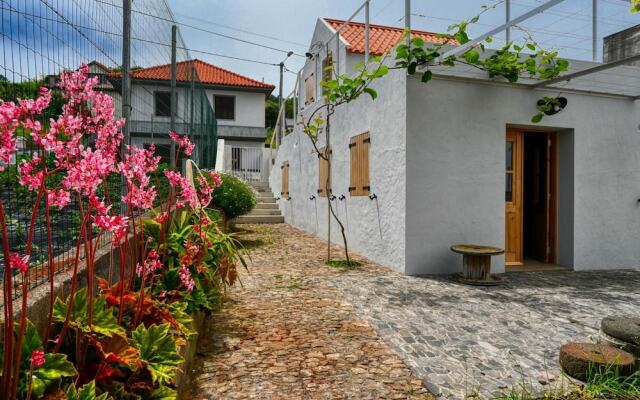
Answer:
275 197 281 201
338 194 346 201
306 41 324 60
369 193 378 200
329 194 337 201
286 197 292 201
309 195 316 200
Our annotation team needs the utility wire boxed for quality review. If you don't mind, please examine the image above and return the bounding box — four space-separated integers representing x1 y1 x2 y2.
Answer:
0 5 282 67
172 11 308 48
93 0 306 58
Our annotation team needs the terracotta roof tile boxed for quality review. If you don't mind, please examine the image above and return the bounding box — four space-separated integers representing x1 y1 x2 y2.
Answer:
323 18 458 56
109 59 274 91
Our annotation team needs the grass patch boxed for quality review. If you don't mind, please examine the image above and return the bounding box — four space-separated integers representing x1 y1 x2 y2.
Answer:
491 370 640 400
326 259 362 269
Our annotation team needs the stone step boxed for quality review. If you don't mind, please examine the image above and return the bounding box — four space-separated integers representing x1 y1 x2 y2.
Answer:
232 215 284 224
249 209 282 216
259 197 277 203
255 203 279 210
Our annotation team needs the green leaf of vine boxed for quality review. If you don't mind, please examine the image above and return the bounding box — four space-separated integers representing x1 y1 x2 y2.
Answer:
363 88 377 100
531 113 544 123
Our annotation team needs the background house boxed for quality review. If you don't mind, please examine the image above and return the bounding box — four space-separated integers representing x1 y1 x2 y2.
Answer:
109 59 274 170
270 18 640 275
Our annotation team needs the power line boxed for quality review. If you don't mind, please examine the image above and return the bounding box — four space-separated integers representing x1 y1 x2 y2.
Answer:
93 0 306 58
0 5 282 67
172 12 308 49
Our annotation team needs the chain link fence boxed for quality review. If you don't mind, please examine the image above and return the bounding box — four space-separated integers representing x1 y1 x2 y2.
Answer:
0 0 217 301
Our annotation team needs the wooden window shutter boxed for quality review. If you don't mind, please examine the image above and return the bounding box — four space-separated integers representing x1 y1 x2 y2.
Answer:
305 74 315 105
317 147 331 197
281 161 289 197
349 132 370 196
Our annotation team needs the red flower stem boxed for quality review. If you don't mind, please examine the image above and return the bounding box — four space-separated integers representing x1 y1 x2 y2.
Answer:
0 202 15 397
127 203 138 290
117 239 127 324
53 213 89 354
77 197 95 328
10 184 45 399
10 275 28 399
42 167 55 348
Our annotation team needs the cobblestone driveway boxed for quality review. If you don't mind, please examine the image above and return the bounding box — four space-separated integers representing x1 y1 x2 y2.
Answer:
189 223 640 399
189 224 430 399
332 269 640 398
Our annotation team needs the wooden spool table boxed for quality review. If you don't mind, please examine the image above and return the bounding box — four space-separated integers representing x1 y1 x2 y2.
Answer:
450 244 504 285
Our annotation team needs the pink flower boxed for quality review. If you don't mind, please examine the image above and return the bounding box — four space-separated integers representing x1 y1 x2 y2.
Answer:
62 149 115 195
94 214 128 233
88 194 109 215
119 145 160 209
113 227 128 245
48 189 71 209
169 131 195 156
208 171 223 187
136 250 162 279
179 264 195 292
18 158 44 191
196 176 213 208
164 170 199 208
9 252 29 273
30 350 46 368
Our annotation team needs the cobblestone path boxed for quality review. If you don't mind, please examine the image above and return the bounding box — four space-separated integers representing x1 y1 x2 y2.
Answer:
333 269 640 398
189 224 431 400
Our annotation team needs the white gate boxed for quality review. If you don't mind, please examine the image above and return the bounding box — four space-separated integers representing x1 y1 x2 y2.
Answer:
225 146 264 182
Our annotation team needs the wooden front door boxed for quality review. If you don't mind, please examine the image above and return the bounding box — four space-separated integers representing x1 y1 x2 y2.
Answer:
505 130 523 265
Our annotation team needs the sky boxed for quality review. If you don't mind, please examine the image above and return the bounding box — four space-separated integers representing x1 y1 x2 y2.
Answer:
165 0 639 96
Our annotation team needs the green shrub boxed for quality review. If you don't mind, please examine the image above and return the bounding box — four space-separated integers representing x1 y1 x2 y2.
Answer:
210 173 257 219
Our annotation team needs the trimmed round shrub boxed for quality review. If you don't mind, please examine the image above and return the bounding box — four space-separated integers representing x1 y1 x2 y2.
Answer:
210 173 257 219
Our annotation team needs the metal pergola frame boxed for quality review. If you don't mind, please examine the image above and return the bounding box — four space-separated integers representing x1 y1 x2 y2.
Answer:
416 0 640 101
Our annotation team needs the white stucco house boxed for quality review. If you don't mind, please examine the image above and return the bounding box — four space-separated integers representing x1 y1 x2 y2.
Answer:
269 18 640 276
105 59 274 170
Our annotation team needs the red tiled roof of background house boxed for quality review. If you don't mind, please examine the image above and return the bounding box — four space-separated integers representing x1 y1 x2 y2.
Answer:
323 18 458 56
109 59 274 91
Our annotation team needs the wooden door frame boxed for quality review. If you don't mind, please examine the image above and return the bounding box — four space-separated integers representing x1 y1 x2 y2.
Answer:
505 128 558 265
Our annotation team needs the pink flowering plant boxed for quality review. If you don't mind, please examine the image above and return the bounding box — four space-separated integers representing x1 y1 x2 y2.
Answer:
0 66 243 399
142 170 245 314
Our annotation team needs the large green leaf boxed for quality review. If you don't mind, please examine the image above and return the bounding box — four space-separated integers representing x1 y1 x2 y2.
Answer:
21 320 43 368
66 380 110 400
53 288 124 337
30 353 77 398
131 324 183 385
165 301 196 338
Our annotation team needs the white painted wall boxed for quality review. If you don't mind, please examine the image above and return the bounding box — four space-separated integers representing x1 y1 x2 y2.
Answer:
406 76 640 275
206 89 266 128
128 84 265 130
129 84 190 124
270 65 408 273
272 17 640 276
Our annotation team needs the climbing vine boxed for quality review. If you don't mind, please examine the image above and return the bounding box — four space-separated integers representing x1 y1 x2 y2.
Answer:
299 4 572 263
